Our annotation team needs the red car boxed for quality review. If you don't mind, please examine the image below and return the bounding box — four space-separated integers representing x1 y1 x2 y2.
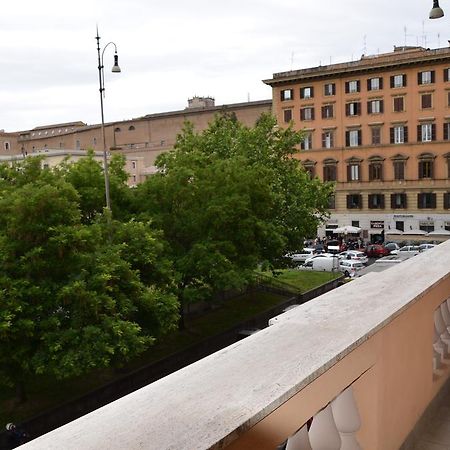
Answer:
365 244 390 258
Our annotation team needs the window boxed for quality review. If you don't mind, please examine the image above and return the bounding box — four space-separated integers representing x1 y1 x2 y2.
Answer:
418 160 434 179
418 70 435 85
346 129 362 147
93 137 97 145
114 127 121 132
345 80 360 93
283 109 293 123
368 194 385 209
367 77 383 91
418 123 435 142
347 161 361 181
444 68 450 82
390 125 408 144
346 194 362 209
396 221 405 231
301 133 312 150
391 193 407 209
300 87 314 99
368 159 383 181
352 220 360 228
393 96 404 112
421 93 432 109
446 153 450 178
323 160 337 181
391 74 407 88
128 125 136 131
371 127 381 145
132 161 137 169
322 131 334 148
303 160 316 178
417 193 436 209
324 83 336 96
300 107 314 121
444 123 450 140
391 154 408 180
345 102 361 116
76 140 80 149
328 195 336 209
444 193 450 209
367 99 383 114
4 142 9 151
280 89 293 101
321 104 334 119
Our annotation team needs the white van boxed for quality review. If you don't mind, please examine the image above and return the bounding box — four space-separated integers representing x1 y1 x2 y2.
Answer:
313 256 339 272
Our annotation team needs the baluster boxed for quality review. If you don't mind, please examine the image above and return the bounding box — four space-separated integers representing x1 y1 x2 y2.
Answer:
285 423 312 450
308 404 341 450
331 385 361 450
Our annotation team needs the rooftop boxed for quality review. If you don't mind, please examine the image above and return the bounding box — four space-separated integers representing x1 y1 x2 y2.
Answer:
264 45 450 85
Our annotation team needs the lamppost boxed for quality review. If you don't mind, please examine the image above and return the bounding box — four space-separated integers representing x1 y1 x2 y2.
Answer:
95 27 121 212
430 0 445 18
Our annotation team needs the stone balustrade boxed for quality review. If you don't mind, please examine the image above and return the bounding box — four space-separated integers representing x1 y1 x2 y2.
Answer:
21 240 450 450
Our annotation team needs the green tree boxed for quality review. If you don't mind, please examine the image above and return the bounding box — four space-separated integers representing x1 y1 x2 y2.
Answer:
0 160 178 401
134 113 333 325
61 150 133 223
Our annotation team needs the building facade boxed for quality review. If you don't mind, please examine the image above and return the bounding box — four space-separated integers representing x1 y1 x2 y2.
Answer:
7 98 272 186
264 46 450 242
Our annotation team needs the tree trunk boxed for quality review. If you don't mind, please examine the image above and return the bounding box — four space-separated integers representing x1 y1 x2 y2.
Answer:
178 297 186 330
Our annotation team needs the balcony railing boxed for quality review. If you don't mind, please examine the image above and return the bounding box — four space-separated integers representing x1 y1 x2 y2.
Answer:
21 241 450 449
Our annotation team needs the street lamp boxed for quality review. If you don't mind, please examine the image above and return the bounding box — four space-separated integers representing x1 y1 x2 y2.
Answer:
430 0 445 19
95 27 121 212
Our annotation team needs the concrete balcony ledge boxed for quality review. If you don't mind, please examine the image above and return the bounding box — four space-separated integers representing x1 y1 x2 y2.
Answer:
22 242 450 450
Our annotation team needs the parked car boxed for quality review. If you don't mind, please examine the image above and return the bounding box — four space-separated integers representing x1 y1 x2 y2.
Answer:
304 253 335 264
338 250 369 264
384 242 400 252
287 248 316 263
419 243 436 251
365 244 390 258
390 245 421 255
339 260 365 277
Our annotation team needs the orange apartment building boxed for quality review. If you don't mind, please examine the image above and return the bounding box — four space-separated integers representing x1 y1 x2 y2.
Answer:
3 98 271 186
264 45 450 242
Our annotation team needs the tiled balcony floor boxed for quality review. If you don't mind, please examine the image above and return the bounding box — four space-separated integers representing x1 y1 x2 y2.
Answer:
415 399 450 449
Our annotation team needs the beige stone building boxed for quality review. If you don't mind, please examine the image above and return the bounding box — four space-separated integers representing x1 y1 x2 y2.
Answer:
7 97 272 186
264 46 450 241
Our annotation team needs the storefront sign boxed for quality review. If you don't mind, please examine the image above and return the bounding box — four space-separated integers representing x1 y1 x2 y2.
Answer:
370 221 385 229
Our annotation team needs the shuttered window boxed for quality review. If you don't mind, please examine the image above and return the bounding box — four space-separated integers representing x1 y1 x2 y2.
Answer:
417 193 436 209
391 193 407 209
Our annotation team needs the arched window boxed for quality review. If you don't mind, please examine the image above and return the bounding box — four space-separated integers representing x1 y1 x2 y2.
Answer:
323 158 338 181
302 159 316 178
390 153 408 180
368 155 385 181
418 152 435 179
114 127 121 132
128 125 135 131
346 156 363 182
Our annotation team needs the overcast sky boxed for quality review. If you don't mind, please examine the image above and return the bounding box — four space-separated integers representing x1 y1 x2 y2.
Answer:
0 0 448 132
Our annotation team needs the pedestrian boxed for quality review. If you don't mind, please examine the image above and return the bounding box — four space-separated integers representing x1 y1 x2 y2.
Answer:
5 423 29 448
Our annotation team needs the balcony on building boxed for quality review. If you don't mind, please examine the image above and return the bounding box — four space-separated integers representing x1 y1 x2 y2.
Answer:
21 241 450 449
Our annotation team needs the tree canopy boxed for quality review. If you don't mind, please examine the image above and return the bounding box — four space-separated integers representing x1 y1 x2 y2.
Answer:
133 113 333 313
0 158 178 399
